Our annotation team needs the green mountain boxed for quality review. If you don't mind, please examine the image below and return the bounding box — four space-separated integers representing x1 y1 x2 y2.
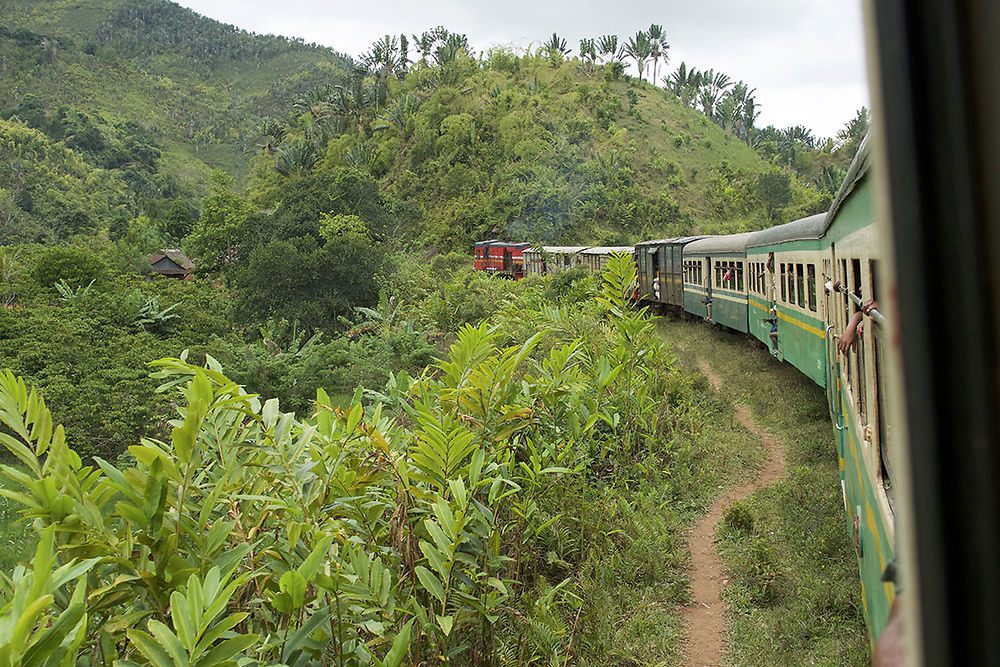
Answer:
249 51 830 250
1 0 843 248
0 0 353 240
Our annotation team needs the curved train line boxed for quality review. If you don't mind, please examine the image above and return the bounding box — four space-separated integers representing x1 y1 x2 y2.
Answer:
474 137 893 642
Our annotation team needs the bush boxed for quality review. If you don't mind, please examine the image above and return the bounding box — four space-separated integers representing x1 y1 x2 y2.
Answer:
32 245 106 289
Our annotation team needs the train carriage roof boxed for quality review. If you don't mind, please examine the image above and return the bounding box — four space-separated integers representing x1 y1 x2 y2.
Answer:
525 246 591 254
746 213 827 248
635 236 706 248
823 133 872 234
581 246 635 255
682 232 756 255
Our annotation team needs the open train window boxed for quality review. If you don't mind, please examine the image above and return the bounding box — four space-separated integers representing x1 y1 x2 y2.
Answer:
839 259 849 332
780 263 787 302
822 260 832 319
737 262 744 291
796 264 805 308
787 265 796 305
807 264 817 312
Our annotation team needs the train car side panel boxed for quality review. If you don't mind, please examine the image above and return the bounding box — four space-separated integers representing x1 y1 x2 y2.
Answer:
821 157 895 644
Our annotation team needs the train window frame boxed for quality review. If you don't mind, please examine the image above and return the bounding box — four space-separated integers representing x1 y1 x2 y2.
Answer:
807 264 817 312
796 263 806 309
839 258 849 333
787 264 796 306
780 263 787 302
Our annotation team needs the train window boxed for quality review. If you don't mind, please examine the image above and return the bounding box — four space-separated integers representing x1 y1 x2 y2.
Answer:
780 263 787 302
851 258 863 307
796 264 805 308
737 262 744 291
807 264 817 312
839 259 849 331
822 259 832 321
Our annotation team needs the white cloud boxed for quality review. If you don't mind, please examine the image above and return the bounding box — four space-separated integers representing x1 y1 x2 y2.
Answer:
176 0 870 137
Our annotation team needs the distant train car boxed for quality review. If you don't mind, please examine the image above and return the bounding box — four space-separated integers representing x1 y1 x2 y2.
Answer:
635 237 704 308
523 246 591 276
579 246 634 274
473 240 531 279
746 214 827 385
681 233 754 333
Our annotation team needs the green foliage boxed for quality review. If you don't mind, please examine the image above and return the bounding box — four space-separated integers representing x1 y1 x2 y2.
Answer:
0 258 713 665
0 118 132 243
231 234 383 331
32 245 106 290
122 289 180 333
54 278 95 305
185 171 253 271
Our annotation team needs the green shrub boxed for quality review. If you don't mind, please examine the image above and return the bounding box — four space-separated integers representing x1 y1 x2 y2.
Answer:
32 245 105 289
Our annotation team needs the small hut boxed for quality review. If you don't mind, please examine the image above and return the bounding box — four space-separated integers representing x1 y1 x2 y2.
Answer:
145 250 195 279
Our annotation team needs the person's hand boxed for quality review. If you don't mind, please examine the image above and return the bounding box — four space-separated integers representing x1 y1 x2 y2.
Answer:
839 312 864 354
873 597 905 666
862 299 879 316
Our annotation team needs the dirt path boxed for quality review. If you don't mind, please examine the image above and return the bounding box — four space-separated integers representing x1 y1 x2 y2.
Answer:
681 360 787 667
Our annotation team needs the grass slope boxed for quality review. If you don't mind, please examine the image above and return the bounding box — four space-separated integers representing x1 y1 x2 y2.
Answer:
1 0 352 190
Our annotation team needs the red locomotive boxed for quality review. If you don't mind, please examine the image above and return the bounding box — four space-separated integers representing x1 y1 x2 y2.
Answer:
473 240 531 279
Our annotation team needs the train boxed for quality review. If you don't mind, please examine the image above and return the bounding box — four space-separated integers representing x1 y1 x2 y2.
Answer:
474 137 894 641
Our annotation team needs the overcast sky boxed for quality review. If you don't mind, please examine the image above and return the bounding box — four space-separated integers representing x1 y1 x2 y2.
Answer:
175 0 870 138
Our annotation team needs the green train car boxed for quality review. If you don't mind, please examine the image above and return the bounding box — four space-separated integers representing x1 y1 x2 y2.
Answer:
676 138 894 644
817 140 895 640
745 213 827 386
681 233 755 333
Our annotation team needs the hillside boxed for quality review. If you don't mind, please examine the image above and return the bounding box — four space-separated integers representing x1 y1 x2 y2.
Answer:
0 0 353 240
1 0 852 249
248 51 829 250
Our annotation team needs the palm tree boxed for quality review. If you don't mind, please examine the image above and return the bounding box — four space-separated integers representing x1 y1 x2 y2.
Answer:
624 31 652 80
777 125 816 170
741 97 761 142
275 139 318 177
697 69 733 120
665 62 701 107
647 24 669 85
597 34 621 64
361 35 404 109
412 31 434 65
717 81 756 135
375 94 419 136
579 38 597 71
257 119 285 154
543 32 570 64
433 32 469 66
836 107 869 157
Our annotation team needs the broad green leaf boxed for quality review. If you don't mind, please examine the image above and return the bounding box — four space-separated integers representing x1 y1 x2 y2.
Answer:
414 566 445 603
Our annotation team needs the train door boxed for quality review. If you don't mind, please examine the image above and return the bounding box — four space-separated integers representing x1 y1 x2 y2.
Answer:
503 249 513 274
651 247 661 302
668 245 681 306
